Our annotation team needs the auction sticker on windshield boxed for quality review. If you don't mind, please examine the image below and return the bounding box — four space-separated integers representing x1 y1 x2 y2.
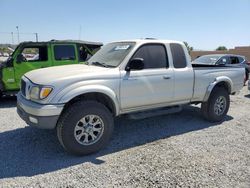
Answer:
114 45 130 50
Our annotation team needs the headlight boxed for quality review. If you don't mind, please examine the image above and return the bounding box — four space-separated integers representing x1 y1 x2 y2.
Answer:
30 86 53 100
30 86 40 99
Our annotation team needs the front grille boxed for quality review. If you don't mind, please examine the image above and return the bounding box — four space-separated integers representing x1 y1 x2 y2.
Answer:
21 79 26 97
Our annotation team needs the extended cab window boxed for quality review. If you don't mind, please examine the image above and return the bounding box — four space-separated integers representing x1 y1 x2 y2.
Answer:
132 44 168 69
21 46 48 62
54 45 75 60
170 43 187 68
230 56 239 64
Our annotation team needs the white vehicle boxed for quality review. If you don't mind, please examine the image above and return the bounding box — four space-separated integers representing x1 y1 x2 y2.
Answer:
17 39 245 155
3 52 9 57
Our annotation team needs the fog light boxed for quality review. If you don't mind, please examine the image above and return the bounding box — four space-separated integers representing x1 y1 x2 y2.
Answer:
29 116 38 124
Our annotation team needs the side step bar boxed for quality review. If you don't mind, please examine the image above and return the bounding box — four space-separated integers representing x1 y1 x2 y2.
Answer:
127 105 183 120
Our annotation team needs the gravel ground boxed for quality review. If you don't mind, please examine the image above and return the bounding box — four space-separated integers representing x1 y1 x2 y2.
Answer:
0 86 249 188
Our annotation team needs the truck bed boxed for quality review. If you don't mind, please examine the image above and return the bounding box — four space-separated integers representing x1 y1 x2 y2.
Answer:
191 64 244 102
192 64 242 69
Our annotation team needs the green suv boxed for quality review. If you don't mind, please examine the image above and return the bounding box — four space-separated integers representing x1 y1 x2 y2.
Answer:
0 40 102 96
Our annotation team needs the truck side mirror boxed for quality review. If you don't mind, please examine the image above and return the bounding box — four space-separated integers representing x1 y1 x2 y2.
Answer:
125 58 144 71
16 54 24 64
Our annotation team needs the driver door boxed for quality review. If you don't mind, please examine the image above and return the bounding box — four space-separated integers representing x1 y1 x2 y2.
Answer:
120 44 174 110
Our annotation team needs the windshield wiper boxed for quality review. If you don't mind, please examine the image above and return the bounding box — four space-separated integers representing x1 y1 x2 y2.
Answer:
91 61 115 68
91 61 108 67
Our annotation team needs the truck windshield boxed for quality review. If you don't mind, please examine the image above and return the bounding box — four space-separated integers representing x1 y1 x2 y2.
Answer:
88 42 135 67
193 55 221 65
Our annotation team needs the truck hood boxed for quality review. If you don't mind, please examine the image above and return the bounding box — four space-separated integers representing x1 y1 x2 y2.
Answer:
24 64 118 85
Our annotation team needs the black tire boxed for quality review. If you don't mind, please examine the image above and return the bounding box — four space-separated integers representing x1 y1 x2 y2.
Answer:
57 100 114 155
0 90 3 100
201 87 230 122
201 102 209 120
245 69 249 83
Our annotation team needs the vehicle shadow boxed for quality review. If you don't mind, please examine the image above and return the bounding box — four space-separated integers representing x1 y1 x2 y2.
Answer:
0 96 17 108
0 105 233 179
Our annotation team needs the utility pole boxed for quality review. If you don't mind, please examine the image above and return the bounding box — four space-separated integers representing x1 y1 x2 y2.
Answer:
34 33 38 42
11 32 14 44
78 25 82 40
16 26 20 43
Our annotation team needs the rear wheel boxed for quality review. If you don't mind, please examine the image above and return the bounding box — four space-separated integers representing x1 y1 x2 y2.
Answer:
201 87 230 122
57 100 114 155
245 69 249 85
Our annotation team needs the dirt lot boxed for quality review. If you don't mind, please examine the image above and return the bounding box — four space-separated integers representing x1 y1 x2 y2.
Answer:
0 86 249 188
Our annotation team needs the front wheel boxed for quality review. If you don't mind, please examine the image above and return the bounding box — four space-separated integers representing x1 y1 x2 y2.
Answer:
201 87 230 122
57 100 114 155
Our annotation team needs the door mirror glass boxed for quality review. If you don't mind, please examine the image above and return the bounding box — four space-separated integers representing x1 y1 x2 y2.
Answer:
125 58 144 71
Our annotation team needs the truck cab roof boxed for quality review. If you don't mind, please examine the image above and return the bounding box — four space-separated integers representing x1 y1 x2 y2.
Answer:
110 39 184 45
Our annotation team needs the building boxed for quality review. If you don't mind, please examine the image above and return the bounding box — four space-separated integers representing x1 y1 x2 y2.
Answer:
190 46 250 61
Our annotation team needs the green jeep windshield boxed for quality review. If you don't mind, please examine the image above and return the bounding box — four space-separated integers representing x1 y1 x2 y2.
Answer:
88 42 135 67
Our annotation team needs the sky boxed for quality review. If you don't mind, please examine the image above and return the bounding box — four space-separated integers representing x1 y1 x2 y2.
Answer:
0 0 250 50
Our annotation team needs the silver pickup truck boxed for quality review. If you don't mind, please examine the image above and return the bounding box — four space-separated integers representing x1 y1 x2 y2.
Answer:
17 39 245 155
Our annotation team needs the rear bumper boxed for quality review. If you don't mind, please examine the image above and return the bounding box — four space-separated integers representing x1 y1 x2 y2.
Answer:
17 93 64 129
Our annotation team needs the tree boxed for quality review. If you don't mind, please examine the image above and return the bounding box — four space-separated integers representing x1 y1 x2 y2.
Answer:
216 46 227 51
184 42 193 54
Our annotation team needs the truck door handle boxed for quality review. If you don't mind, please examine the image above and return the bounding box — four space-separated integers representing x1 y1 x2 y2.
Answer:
163 76 171 80
123 78 138 81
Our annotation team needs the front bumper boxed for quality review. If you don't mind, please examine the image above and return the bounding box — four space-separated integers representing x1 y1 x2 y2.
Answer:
17 93 64 129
